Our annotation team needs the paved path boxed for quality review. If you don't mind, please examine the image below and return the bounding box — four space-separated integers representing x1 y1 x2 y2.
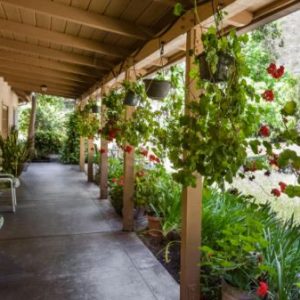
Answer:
0 163 179 300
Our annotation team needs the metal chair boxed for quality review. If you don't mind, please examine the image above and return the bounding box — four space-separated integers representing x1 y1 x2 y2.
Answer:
0 174 17 213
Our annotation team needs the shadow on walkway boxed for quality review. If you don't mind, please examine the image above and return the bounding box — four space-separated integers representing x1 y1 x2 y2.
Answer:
0 163 179 300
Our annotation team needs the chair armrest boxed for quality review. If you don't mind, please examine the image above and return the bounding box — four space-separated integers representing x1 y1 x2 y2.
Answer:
0 174 15 179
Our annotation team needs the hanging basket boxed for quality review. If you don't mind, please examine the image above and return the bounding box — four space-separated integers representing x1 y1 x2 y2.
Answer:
198 52 235 82
222 280 254 300
143 79 171 100
123 91 140 106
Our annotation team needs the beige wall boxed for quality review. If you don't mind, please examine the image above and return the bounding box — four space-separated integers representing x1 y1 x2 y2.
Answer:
0 77 19 136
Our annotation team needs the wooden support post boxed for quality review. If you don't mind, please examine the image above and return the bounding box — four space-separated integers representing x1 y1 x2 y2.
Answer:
180 27 203 300
27 93 37 158
122 68 136 232
99 88 108 199
87 137 94 182
79 136 85 172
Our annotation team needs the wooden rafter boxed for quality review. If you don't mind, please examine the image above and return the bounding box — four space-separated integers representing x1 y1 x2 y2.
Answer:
0 38 113 70
1 0 153 40
0 69 90 88
0 62 95 83
0 19 129 58
0 50 102 77
2 75 84 91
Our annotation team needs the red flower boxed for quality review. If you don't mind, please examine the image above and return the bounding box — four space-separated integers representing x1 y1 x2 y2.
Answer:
118 179 124 186
267 63 276 76
269 153 279 167
273 65 285 79
149 154 156 162
124 145 133 153
262 90 274 102
267 63 285 79
256 281 269 298
100 148 106 154
112 178 117 183
155 157 161 163
259 125 270 137
140 148 148 157
271 188 281 197
279 181 287 192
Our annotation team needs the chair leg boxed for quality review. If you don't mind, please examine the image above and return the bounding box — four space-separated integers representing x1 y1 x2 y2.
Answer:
10 182 15 213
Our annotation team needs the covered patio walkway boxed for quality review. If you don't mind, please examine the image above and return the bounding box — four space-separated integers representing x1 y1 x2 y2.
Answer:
0 163 179 300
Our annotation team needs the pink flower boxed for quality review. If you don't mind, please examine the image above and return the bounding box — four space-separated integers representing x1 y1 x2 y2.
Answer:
256 281 269 298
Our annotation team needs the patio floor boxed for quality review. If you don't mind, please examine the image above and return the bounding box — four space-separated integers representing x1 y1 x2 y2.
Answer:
0 163 179 300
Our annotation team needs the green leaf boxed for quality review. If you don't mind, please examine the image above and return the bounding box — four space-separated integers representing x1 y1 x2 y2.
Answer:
282 100 297 116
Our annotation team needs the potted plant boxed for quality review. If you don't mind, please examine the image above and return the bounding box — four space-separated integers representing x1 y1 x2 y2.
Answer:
143 72 171 100
122 80 146 106
0 129 29 179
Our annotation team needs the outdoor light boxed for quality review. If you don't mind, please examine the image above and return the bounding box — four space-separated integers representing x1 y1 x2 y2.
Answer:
40 84 48 92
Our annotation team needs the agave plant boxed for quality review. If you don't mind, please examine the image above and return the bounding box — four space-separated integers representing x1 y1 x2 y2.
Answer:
0 129 29 177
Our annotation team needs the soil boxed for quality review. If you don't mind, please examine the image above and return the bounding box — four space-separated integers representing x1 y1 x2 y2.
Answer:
139 232 181 283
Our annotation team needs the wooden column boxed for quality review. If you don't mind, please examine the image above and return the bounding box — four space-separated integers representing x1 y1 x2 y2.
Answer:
27 93 37 158
87 137 94 182
122 68 136 231
180 27 203 300
79 136 85 171
100 87 108 199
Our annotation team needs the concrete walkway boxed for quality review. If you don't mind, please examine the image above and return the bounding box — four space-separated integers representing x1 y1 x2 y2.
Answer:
0 163 179 300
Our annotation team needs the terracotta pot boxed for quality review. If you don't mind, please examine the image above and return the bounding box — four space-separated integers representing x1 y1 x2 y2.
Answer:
143 79 171 100
147 215 162 237
198 52 234 82
222 281 254 300
124 91 140 106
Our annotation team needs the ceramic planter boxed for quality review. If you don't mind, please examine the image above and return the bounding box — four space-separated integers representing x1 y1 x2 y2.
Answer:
222 280 254 300
123 91 140 106
143 79 171 100
147 215 162 237
198 52 234 82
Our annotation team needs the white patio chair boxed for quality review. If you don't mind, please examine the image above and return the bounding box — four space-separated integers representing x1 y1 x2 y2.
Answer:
0 174 17 213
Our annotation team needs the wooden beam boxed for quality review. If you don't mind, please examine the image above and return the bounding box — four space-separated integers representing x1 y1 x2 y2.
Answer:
0 61 95 83
79 137 85 172
80 0 239 99
8 81 78 98
122 69 136 232
87 138 94 182
0 19 129 58
180 26 203 300
2 73 84 90
6 78 84 93
227 10 253 27
99 88 108 200
0 37 113 69
1 0 152 40
0 50 102 77
239 0 300 34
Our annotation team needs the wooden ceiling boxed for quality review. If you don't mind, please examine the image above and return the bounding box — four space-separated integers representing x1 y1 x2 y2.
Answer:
0 0 298 102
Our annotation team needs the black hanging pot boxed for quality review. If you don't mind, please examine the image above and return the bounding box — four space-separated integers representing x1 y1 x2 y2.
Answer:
91 105 100 113
143 79 171 100
198 52 235 82
123 90 140 106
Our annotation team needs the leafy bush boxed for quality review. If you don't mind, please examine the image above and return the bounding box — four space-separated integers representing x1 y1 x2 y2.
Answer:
35 130 63 159
60 112 80 164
